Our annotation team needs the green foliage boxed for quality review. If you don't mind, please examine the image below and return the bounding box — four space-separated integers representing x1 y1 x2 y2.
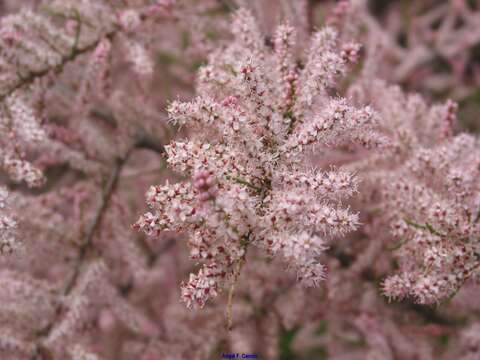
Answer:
458 88 480 133
314 320 328 336
279 327 299 360
437 333 450 347
303 346 328 360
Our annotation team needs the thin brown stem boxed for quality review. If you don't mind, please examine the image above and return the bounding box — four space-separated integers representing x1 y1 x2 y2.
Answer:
226 258 245 331
30 134 166 359
307 0 320 33
63 155 128 294
0 28 118 102
30 154 128 360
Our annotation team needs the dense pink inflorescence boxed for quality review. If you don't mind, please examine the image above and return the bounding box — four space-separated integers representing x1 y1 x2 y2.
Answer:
136 8 383 310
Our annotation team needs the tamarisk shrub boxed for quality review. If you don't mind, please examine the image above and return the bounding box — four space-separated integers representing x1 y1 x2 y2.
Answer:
2 0 480 359
135 8 385 313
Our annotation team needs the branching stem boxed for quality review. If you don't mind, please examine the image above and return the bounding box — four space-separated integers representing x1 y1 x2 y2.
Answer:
225 174 262 192
404 219 446 237
30 134 166 359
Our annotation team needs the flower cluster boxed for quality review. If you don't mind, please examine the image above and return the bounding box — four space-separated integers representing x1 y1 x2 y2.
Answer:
346 78 480 304
136 9 382 309
381 133 480 304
